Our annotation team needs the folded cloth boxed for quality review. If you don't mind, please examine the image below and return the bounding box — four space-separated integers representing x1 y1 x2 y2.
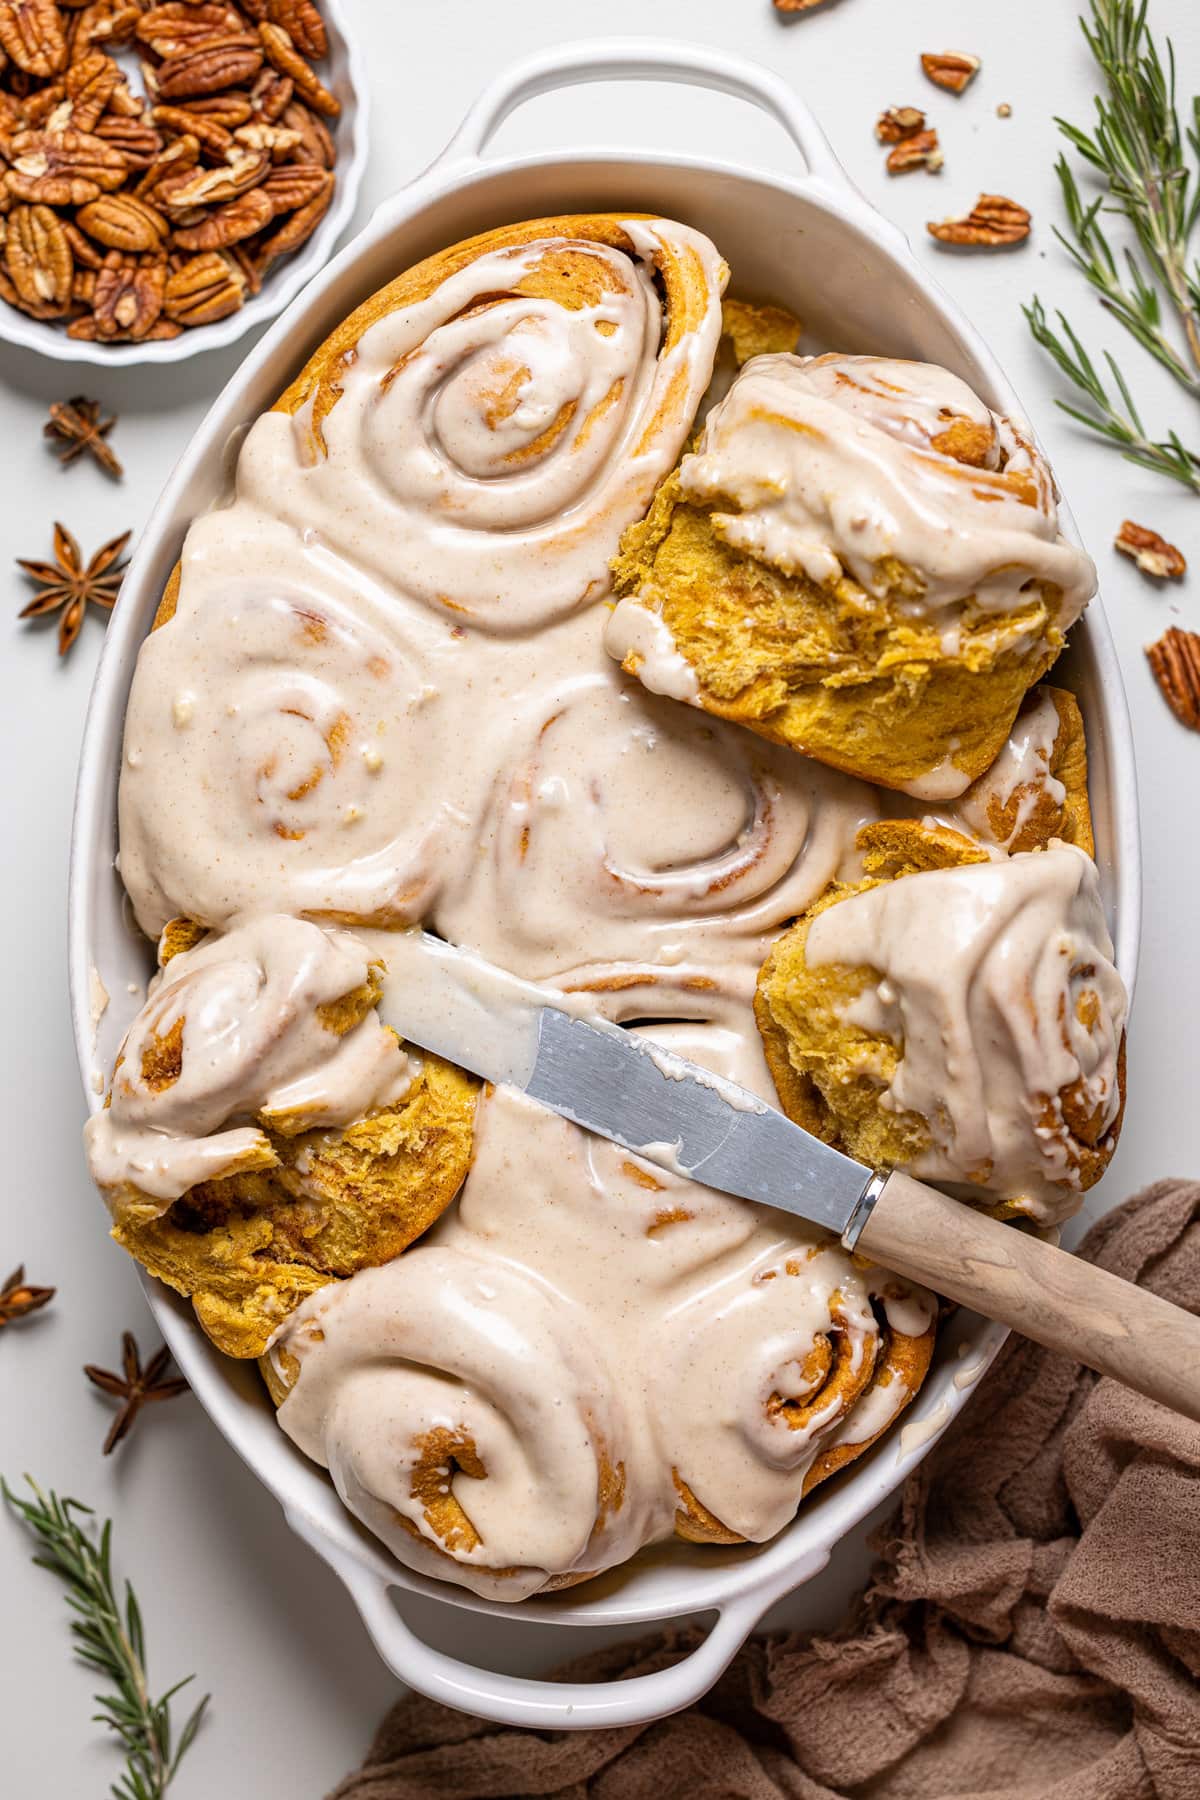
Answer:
330 1180 1200 1800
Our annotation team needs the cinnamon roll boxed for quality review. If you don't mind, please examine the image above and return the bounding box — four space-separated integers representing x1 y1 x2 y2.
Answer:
755 825 1127 1223
266 1051 935 1597
87 916 477 1356
607 353 1096 798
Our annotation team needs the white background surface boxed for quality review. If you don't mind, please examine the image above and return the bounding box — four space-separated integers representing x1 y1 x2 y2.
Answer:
2 1 1198 1793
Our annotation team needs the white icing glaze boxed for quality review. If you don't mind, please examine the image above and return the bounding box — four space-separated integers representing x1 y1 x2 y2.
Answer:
675 354 1096 643
85 916 412 1207
604 595 701 702
940 689 1068 849
806 843 1127 1219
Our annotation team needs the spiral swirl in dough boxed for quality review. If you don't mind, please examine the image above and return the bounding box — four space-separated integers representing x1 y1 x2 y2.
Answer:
435 666 872 994
118 527 467 934
270 1249 643 1603
85 915 412 1212
234 217 727 634
653 1246 935 1544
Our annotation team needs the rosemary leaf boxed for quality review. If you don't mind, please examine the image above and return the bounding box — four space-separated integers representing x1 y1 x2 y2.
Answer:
3 1477 209 1800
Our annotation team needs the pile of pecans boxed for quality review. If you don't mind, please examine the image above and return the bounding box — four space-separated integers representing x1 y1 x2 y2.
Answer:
0 0 340 343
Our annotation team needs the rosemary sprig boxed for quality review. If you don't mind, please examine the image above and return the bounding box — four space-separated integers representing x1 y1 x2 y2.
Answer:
1025 299 1200 494
1028 0 1200 489
2 1477 209 1800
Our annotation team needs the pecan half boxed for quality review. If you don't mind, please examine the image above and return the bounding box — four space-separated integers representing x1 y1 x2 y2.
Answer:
255 163 329 262
151 101 232 156
4 200 71 307
258 20 336 115
93 114 164 169
93 247 165 337
1146 627 1200 729
136 4 244 58
180 91 254 128
156 148 267 209
69 0 140 54
887 129 943 174
249 63 291 119
155 38 263 99
6 126 127 204
172 181 272 248
1115 520 1187 581
233 118 300 159
76 191 168 252
163 245 245 322
259 156 325 210
876 106 925 144
927 194 1031 247
267 0 324 60
132 132 199 201
63 216 102 268
0 1 67 78
921 51 980 94
279 95 330 164
63 49 117 132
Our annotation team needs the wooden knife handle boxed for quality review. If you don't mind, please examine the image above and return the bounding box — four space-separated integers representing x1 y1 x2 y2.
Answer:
855 1171 1200 1424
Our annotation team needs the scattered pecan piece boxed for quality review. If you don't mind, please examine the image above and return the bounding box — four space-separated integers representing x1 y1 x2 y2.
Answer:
164 244 245 321
1115 520 1187 581
258 19 336 114
6 125 127 204
1146 627 1200 730
93 246 165 337
772 0 830 10
921 50 980 94
928 194 1031 247
4 199 71 308
77 190 167 252
0 0 66 78
887 128 942 175
876 105 925 144
44 394 122 476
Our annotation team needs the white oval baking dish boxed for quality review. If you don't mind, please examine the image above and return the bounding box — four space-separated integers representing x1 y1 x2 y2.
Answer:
0 0 369 367
68 38 1141 1733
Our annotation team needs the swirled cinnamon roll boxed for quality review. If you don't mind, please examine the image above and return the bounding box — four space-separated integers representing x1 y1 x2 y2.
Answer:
86 916 477 1356
756 824 1127 1223
266 1048 935 1598
607 353 1096 798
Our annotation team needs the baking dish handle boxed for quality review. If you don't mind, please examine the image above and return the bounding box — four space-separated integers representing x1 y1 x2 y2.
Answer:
286 1507 824 1729
434 36 849 191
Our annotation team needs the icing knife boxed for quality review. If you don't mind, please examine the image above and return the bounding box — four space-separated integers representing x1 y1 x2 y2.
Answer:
377 931 1200 1422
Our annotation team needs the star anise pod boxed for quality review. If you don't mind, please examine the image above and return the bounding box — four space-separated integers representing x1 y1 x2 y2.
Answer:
44 397 123 479
84 1331 190 1455
0 1265 55 1330
17 520 130 656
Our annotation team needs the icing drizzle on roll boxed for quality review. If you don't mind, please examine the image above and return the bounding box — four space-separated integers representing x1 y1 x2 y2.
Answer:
668 352 1096 635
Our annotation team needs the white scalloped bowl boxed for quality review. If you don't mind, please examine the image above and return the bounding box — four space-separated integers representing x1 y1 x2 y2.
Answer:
68 40 1140 1733
0 0 368 366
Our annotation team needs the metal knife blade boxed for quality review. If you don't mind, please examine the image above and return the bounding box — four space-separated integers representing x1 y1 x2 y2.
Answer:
375 931 880 1244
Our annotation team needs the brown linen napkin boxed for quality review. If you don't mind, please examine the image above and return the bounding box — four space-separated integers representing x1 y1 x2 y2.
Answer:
330 1179 1200 1800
